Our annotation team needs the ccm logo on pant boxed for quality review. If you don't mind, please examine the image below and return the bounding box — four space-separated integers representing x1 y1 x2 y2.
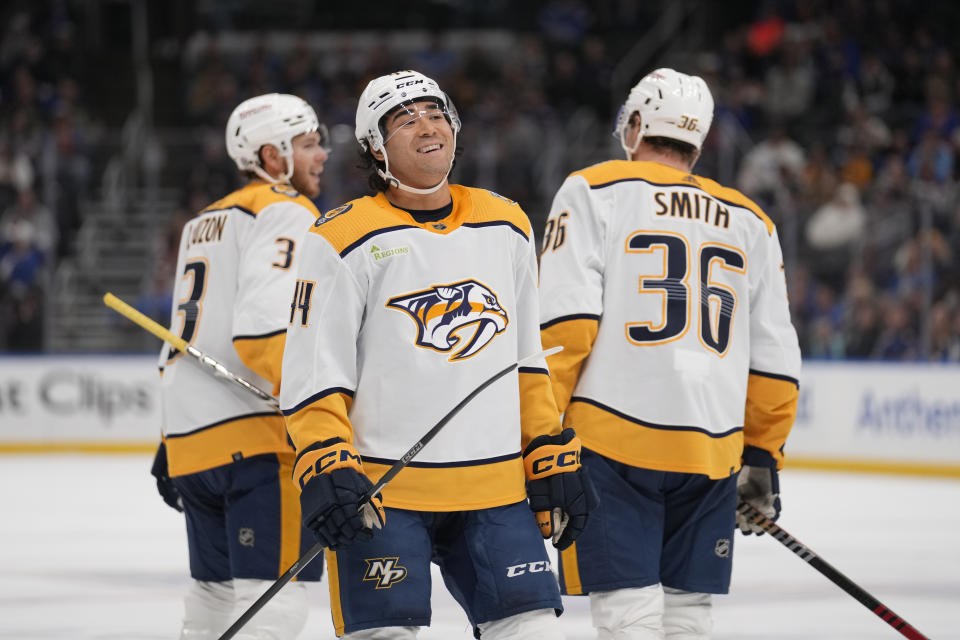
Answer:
506 561 553 577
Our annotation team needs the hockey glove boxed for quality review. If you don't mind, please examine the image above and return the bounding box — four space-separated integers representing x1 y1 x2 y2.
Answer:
736 445 781 536
150 441 183 512
523 428 598 550
294 438 385 550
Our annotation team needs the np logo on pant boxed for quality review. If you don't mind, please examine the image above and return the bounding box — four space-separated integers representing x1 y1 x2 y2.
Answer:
363 557 408 589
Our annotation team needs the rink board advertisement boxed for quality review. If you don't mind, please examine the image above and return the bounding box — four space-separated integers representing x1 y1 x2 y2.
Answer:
0 354 160 448
0 356 958 471
789 361 960 470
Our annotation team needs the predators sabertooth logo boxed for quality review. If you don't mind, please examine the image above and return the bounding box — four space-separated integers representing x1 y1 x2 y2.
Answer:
387 279 509 361
363 557 408 589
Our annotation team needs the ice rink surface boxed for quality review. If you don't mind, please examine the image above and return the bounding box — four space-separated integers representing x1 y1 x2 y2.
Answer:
1 454 956 640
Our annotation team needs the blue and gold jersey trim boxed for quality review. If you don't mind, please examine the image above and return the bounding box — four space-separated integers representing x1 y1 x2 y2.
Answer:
309 184 533 257
564 397 745 479
201 181 320 218
282 387 355 416
571 160 774 235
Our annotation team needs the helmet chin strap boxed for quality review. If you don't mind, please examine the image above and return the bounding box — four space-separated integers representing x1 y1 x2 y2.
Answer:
375 134 457 196
252 153 295 184
620 126 643 159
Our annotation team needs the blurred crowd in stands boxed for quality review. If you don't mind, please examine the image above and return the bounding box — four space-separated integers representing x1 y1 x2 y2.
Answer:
1 0 959 360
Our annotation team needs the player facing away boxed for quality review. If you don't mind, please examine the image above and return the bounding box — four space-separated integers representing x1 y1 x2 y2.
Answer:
152 93 330 639
538 68 801 639
279 70 597 639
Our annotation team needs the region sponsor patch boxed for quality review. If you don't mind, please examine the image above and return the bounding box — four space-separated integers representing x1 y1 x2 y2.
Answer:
369 243 409 261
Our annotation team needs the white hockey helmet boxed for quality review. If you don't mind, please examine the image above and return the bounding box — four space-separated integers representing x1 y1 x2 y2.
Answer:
614 68 714 158
355 70 461 194
225 93 325 184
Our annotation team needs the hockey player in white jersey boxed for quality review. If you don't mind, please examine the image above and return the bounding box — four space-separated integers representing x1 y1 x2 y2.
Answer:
538 68 801 638
152 93 330 639
280 70 596 639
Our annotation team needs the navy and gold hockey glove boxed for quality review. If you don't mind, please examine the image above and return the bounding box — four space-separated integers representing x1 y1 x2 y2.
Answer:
150 441 183 512
523 428 598 550
736 445 782 536
294 438 385 550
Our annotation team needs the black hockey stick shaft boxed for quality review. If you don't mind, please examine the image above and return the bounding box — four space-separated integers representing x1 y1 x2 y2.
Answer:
737 502 929 639
218 347 561 640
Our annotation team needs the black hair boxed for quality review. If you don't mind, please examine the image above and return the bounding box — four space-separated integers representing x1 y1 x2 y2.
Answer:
643 136 699 168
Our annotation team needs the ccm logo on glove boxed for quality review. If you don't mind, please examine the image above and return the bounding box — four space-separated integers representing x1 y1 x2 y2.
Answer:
295 441 364 489
524 442 582 478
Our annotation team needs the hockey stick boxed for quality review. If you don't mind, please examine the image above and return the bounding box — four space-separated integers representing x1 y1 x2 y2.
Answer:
102 292 279 410
218 345 563 640
737 502 930 639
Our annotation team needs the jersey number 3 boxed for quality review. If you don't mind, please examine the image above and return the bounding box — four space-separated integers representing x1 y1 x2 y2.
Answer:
168 258 208 362
626 232 745 356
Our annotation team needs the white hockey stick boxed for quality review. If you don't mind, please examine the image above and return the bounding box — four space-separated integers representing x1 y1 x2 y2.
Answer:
102 292 279 411
217 345 562 640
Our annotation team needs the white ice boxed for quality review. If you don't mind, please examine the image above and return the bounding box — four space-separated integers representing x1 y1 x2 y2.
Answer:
1 455 956 639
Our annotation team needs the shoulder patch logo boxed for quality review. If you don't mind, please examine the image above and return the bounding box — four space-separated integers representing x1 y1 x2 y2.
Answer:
315 203 353 226
487 190 517 206
387 279 509 361
271 185 301 198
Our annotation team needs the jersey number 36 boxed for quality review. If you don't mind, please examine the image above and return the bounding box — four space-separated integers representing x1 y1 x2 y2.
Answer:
626 231 745 356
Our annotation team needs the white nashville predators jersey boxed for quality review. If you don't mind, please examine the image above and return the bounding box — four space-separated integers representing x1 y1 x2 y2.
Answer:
159 182 320 476
280 186 562 512
539 160 800 479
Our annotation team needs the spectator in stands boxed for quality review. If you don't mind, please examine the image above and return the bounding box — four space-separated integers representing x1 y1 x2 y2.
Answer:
737 125 806 207
0 218 45 350
805 182 866 286
0 187 57 258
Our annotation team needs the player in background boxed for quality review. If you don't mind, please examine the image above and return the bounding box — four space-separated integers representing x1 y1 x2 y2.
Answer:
280 70 596 639
538 68 801 638
150 93 330 639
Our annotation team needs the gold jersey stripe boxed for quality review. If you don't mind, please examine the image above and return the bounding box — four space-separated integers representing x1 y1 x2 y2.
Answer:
310 185 531 255
202 182 320 217
541 317 599 414
565 400 743 479
326 548 345 635
233 332 286 394
364 457 527 512
165 414 293 477
518 369 563 449
560 543 583 595
571 160 774 234
744 372 799 468
277 457 302 580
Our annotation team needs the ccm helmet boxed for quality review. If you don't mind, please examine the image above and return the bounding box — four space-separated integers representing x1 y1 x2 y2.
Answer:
355 70 461 194
614 68 714 158
226 93 324 184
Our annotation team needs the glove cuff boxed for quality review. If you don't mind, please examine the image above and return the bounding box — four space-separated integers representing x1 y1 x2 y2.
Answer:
742 445 777 469
523 428 582 481
294 439 366 490
151 441 168 479
742 445 780 494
